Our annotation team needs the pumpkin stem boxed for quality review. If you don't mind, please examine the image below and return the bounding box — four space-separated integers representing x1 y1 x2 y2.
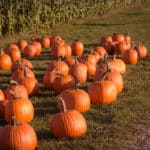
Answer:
113 54 116 60
0 48 4 55
10 80 18 85
10 116 18 126
18 59 23 70
9 90 18 99
59 97 67 112
75 58 79 64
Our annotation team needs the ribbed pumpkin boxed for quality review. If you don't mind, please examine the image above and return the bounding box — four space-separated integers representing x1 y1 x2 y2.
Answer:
122 49 138 64
57 88 90 112
53 74 75 94
11 59 33 73
32 41 42 55
43 69 56 89
109 55 126 74
93 46 107 60
5 92 34 123
0 117 37 150
0 48 12 70
17 39 28 52
88 74 117 104
134 45 148 58
24 44 36 57
71 39 84 56
69 59 87 83
11 66 35 81
16 68 39 96
64 58 75 67
4 80 28 99
50 98 87 138
46 60 69 75
0 89 5 101
64 44 72 58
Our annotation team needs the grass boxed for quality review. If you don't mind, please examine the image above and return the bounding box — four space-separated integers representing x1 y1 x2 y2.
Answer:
0 2 150 150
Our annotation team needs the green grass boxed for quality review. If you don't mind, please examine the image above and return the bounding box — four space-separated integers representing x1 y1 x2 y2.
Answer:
0 2 150 150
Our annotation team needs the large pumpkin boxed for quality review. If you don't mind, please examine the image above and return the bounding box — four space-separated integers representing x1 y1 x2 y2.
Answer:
0 116 37 150
57 88 90 112
4 80 28 99
0 48 12 70
88 80 117 104
50 98 87 138
5 92 34 123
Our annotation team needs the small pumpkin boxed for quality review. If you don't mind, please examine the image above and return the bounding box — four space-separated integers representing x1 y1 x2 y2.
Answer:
64 58 75 67
71 39 84 56
5 91 34 123
0 116 37 150
0 48 12 70
122 49 138 64
134 45 148 58
69 59 88 83
112 33 125 43
41 36 50 48
32 41 42 55
64 44 72 58
50 98 87 138
93 46 107 60
17 39 28 52
24 44 36 58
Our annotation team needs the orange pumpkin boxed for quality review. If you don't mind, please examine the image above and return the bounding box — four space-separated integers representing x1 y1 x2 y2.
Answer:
0 48 12 70
0 117 37 150
64 44 72 58
116 41 131 54
57 88 90 112
88 80 117 104
124 33 131 43
134 45 148 58
64 58 75 67
50 98 87 138
41 36 50 48
11 59 33 73
93 46 107 60
5 92 34 123
71 39 84 56
4 80 28 99
112 33 125 43
32 41 42 55
17 39 28 52
53 74 75 94
50 35 62 47
24 45 36 57
69 60 87 83
122 49 138 64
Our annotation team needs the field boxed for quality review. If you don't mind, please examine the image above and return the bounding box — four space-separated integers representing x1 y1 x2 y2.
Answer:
0 2 150 150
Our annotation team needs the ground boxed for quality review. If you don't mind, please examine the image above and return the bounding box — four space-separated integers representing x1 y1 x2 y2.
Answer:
0 2 150 150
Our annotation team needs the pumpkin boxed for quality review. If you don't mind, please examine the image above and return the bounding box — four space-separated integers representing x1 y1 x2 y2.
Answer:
32 36 41 42
16 68 39 96
0 116 37 150
11 58 33 73
41 36 50 48
122 49 138 64
53 74 75 94
24 44 36 57
93 46 107 60
134 45 148 58
5 91 34 123
11 66 35 81
46 60 69 75
124 33 131 43
109 55 126 74
50 98 87 138
71 39 84 56
0 89 5 101
88 79 117 104
57 88 90 112
51 43 66 58
0 48 12 70
100 35 112 47
43 69 56 89
17 39 28 52
91 51 101 63
50 35 62 47
112 33 125 43
4 80 28 99
64 58 75 67
116 41 131 54
69 59 87 83
32 41 42 55
79 53 96 65
64 44 72 58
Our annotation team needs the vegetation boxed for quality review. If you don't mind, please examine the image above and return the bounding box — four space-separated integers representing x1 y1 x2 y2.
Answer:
0 0 147 35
